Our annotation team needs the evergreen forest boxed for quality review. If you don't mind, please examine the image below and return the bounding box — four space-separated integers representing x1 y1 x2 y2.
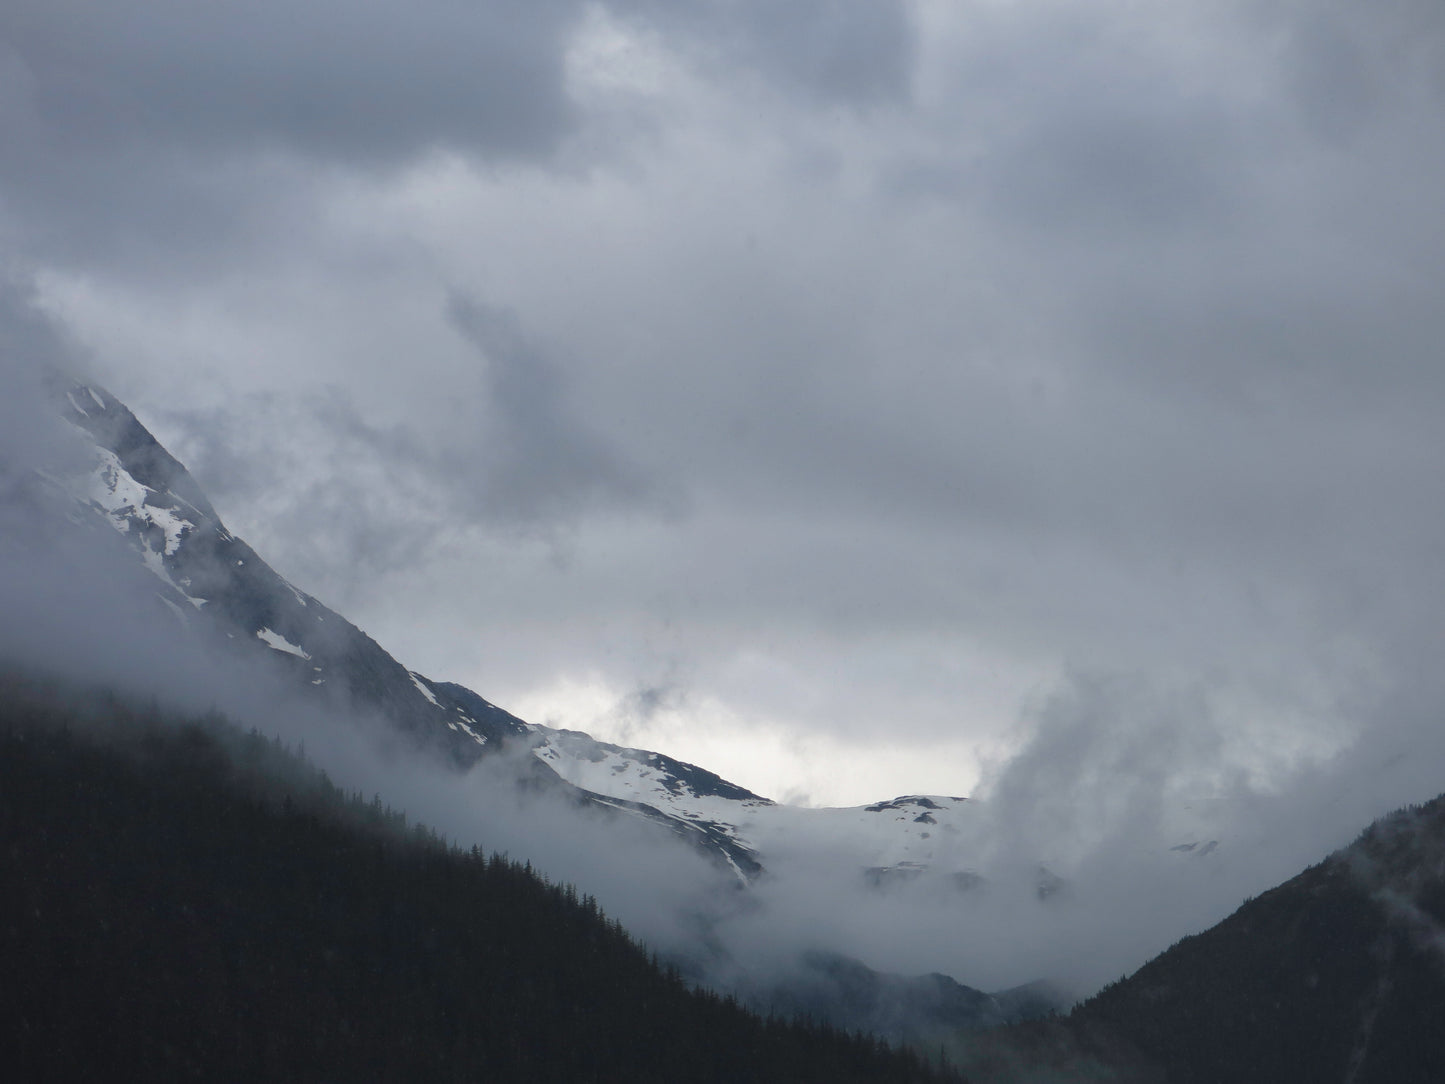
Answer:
0 670 962 1083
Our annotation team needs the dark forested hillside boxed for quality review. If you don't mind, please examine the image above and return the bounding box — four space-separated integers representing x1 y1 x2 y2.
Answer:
0 672 960 1083
1075 795 1445 1084
954 792 1445 1083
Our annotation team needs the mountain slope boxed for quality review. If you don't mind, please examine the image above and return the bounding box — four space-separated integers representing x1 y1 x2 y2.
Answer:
1079 794 1445 1083
957 793 1445 1082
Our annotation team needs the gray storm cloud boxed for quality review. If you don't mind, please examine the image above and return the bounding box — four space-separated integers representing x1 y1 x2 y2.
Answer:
0 0 918 275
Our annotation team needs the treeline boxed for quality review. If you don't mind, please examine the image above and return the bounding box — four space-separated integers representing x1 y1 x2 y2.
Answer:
0 671 962 1083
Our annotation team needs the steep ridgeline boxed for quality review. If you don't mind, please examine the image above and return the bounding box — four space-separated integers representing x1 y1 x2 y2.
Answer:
50 377 763 879
57 380 530 761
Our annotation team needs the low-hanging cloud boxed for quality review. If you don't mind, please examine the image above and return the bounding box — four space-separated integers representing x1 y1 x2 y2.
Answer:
128 291 669 603
447 292 660 521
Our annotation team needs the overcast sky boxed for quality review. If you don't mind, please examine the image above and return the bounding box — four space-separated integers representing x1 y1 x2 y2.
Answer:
4 0 1444 808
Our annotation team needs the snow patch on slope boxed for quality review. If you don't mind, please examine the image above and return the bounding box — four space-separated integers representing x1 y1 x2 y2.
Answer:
446 717 487 746
741 796 978 870
79 448 209 609
256 627 310 659
409 672 440 706
532 728 764 830
88 449 194 557
65 389 92 418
